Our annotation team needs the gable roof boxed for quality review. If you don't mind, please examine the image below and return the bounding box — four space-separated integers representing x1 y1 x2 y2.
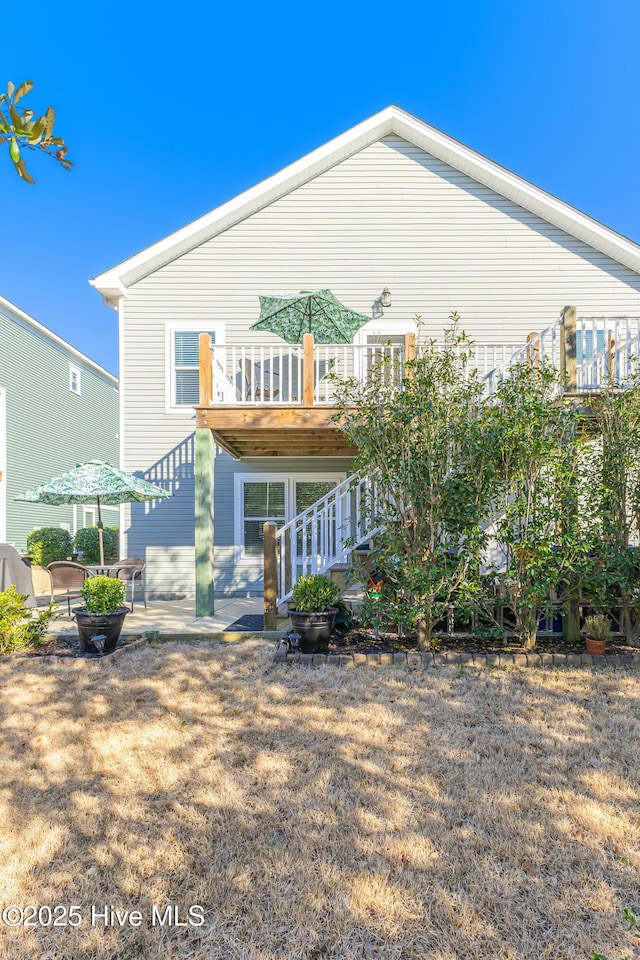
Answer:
0 293 118 385
91 105 640 306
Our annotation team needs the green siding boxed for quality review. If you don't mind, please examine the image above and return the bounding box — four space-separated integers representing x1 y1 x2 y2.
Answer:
0 306 119 552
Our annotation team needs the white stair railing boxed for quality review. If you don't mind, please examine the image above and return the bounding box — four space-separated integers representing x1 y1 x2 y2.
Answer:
274 474 379 605
575 316 640 389
481 315 564 395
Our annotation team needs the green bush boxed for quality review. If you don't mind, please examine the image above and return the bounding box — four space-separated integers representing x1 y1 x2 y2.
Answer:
79 576 126 613
290 574 340 612
74 527 119 564
26 527 73 566
0 586 57 655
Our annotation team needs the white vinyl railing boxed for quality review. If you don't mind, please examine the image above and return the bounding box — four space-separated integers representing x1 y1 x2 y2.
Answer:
481 316 564 395
211 343 304 403
274 474 379 605
575 316 640 390
210 340 538 405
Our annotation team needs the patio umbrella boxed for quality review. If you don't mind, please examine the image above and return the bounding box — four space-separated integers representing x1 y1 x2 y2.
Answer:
16 460 172 565
251 289 371 344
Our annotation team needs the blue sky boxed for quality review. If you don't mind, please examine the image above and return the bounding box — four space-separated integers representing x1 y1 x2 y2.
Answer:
2 0 639 375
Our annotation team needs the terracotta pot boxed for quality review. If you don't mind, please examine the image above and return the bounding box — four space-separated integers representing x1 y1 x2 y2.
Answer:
585 636 607 656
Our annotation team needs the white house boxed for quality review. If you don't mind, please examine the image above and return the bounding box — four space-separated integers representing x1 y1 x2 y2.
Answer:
90 105 640 613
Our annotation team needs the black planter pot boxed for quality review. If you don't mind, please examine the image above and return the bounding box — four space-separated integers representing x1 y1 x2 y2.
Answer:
289 608 337 653
73 607 129 655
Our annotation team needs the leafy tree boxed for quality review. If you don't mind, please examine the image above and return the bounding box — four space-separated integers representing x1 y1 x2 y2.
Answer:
586 374 640 644
0 80 72 183
334 318 500 650
490 362 584 649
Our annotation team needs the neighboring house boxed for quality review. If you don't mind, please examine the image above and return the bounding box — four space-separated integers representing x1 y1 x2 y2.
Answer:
0 294 119 550
91 105 640 611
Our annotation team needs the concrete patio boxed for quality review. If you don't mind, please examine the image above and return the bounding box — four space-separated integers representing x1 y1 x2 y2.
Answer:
46 596 285 639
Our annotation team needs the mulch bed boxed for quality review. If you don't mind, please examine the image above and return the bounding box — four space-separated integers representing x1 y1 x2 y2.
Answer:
24 634 140 660
329 627 638 657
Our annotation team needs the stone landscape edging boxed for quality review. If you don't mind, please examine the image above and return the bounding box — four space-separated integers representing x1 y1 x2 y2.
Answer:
273 642 640 670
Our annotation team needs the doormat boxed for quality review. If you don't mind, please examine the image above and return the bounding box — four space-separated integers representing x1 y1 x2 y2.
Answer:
226 614 265 632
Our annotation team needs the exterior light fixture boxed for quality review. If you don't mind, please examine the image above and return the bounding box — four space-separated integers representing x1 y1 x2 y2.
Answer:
380 287 391 308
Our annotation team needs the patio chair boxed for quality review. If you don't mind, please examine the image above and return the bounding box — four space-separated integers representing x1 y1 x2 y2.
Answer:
48 561 90 615
114 557 147 610
239 358 279 401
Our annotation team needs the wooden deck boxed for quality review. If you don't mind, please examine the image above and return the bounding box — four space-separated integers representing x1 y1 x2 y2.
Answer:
195 404 357 458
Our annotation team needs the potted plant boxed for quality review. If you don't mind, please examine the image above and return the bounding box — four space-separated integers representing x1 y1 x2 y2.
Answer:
582 613 612 655
289 574 341 653
73 576 129 655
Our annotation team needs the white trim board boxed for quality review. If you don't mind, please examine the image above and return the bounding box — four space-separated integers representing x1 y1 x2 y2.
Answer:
91 105 640 303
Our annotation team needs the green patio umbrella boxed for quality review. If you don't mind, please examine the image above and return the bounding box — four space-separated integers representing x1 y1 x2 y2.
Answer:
251 289 371 344
16 460 172 565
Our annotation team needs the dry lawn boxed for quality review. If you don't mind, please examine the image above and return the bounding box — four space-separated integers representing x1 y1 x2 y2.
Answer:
0 640 638 960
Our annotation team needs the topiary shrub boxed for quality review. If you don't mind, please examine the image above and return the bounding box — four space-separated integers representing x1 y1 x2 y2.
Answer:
26 527 73 566
78 576 126 613
290 573 340 612
0 586 58 655
74 527 119 564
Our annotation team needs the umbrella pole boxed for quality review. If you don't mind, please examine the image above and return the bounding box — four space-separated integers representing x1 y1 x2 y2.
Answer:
96 495 105 566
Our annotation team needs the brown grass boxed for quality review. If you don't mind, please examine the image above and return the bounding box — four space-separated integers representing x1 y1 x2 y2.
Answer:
0 640 638 960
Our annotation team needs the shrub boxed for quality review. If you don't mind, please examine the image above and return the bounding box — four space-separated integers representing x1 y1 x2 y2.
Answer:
26 527 73 566
583 613 613 642
290 574 340 612
79 576 126 613
0 586 57 655
74 527 119 564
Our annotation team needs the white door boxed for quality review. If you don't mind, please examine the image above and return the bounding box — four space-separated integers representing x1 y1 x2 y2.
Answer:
0 388 6 541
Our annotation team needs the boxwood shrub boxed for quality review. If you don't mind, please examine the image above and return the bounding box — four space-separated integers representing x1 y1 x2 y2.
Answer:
26 527 73 566
74 527 119 564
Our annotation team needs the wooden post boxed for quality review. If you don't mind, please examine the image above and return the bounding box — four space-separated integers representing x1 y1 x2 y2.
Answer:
195 428 215 617
561 306 577 391
303 333 315 406
199 333 213 406
608 332 616 382
526 332 539 370
404 332 416 381
284 528 292 599
263 521 278 630
404 332 416 362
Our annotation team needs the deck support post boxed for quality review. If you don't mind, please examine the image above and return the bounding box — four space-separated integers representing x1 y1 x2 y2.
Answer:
195 428 215 617
263 521 278 631
526 331 540 370
561 306 577 391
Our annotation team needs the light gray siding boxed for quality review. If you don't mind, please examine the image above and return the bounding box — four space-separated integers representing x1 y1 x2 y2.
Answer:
0 304 119 551
120 134 640 596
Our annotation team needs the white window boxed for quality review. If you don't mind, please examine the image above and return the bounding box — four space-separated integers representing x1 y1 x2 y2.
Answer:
82 507 97 527
234 473 345 562
69 364 81 395
165 322 225 411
